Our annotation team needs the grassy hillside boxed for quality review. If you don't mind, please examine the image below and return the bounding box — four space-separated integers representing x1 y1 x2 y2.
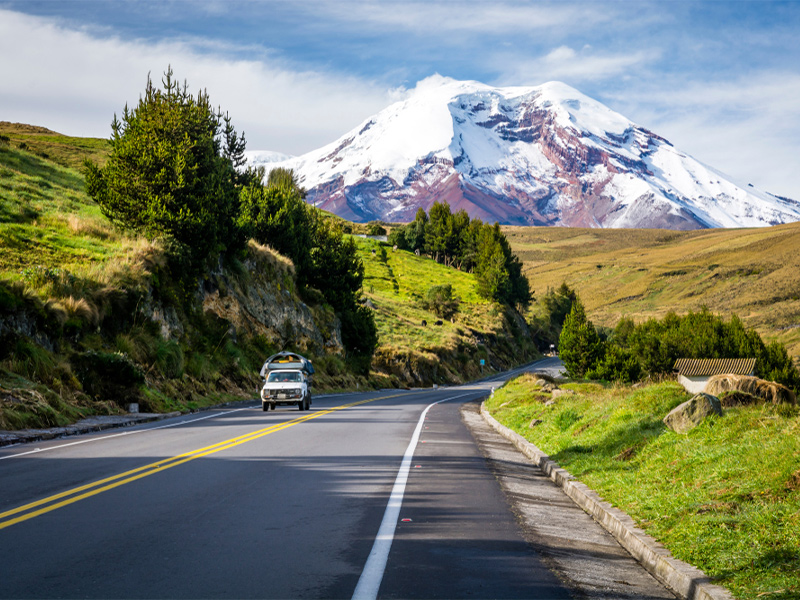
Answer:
0 122 110 171
487 375 800 599
0 124 536 428
354 236 538 384
505 224 800 359
0 122 125 275
0 127 367 429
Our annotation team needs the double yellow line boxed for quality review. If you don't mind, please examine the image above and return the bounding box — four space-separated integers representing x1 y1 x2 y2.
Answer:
0 395 391 531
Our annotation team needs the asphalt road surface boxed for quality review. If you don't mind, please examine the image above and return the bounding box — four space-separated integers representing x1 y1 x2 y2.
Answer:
0 359 674 599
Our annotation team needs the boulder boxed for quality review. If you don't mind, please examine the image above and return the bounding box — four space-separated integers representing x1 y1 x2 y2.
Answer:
663 393 722 434
551 388 575 399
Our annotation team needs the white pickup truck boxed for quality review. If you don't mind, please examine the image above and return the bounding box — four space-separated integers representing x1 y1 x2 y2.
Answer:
259 352 314 411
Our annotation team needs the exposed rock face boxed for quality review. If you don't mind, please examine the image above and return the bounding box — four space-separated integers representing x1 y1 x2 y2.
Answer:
1 244 343 360
196 248 343 355
663 393 723 434
250 76 800 230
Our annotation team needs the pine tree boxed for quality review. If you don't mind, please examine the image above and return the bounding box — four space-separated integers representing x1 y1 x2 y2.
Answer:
85 67 246 267
558 299 604 378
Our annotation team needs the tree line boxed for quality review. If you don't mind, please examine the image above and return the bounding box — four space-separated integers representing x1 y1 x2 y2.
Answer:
84 68 376 363
388 202 530 308
558 299 800 393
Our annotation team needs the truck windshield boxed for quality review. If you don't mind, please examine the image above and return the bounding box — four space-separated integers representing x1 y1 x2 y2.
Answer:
267 372 301 383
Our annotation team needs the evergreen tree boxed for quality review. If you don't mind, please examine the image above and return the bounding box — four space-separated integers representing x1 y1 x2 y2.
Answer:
404 208 428 251
558 299 604 378
424 201 454 264
238 169 314 277
85 67 246 266
475 231 509 302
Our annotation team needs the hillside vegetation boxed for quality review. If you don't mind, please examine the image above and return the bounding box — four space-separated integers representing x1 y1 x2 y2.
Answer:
486 376 800 599
0 121 364 429
0 120 535 429
506 224 800 359
355 236 537 384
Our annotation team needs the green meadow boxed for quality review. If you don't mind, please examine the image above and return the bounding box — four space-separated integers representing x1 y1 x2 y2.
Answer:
486 375 800 599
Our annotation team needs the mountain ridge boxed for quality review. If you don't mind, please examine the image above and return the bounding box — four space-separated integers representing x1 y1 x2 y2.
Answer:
247 76 800 229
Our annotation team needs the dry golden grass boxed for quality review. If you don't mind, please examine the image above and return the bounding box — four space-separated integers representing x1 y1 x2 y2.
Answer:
65 214 115 239
80 238 165 289
705 374 797 405
48 296 99 327
505 222 800 359
247 240 295 276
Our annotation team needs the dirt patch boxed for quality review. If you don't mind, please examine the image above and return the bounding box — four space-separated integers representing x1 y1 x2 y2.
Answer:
785 470 800 492
613 445 639 461
697 502 739 515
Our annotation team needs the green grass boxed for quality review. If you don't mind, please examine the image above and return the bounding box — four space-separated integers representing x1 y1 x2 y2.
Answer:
486 375 800 599
0 139 139 279
0 121 110 171
357 236 490 346
354 236 538 384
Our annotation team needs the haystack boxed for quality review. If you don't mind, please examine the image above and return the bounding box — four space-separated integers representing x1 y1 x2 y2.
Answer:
704 374 796 405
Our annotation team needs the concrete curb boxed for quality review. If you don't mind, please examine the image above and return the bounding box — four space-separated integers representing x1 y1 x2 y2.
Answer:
480 402 733 600
0 411 184 447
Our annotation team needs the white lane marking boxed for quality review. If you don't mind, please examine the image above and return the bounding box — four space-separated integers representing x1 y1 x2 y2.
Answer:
351 391 477 600
0 407 254 461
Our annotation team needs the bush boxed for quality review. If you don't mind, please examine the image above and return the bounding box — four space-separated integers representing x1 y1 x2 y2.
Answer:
154 339 184 379
423 284 460 319
72 350 144 405
7 338 58 382
367 222 386 236
341 304 378 362
586 344 642 383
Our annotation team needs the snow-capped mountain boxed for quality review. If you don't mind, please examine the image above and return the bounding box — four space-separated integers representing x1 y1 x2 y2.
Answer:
253 76 800 229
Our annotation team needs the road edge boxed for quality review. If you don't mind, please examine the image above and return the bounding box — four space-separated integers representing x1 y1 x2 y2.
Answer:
0 411 184 447
480 401 734 600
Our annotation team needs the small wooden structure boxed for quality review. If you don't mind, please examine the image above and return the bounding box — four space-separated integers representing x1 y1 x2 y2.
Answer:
673 358 756 394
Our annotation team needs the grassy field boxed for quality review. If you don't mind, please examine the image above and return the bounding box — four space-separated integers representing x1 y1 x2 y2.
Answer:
505 224 800 359
486 375 800 600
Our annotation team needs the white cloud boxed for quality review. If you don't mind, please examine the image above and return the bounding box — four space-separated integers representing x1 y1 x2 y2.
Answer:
310 1 608 35
495 45 658 85
0 8 394 154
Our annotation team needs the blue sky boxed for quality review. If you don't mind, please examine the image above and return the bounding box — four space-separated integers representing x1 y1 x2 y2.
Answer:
2 0 799 198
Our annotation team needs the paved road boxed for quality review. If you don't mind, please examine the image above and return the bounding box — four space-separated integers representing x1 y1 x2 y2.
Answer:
0 359 673 599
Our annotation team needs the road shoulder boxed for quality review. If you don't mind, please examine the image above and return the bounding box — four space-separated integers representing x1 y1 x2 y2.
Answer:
462 400 679 600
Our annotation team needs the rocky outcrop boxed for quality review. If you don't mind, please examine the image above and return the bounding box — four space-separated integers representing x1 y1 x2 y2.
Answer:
164 243 342 355
663 393 723 434
1 242 343 361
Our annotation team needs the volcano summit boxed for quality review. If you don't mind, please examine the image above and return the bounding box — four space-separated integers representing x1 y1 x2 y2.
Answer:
248 76 800 229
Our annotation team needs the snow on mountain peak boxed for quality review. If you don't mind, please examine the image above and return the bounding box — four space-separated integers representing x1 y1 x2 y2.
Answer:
250 77 800 229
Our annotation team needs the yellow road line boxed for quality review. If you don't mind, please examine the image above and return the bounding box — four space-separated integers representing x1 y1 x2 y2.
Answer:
0 394 399 530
